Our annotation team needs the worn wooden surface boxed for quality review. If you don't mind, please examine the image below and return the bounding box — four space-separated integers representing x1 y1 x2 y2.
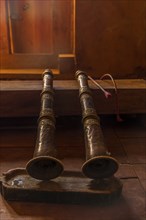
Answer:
0 115 146 219
0 79 146 117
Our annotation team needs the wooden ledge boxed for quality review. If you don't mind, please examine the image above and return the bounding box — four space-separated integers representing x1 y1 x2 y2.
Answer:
0 79 146 117
0 69 60 80
1 79 145 90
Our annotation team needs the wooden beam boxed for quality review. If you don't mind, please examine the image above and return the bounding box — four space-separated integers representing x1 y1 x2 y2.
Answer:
0 68 60 79
0 79 145 117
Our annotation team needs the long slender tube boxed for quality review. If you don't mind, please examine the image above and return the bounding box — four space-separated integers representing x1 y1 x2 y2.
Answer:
26 69 64 180
76 70 119 179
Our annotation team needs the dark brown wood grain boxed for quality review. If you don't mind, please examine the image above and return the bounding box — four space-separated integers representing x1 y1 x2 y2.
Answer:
76 0 146 78
0 79 146 117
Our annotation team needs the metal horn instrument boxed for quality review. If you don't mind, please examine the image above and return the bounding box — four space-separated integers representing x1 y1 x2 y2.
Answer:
26 69 64 180
75 70 119 179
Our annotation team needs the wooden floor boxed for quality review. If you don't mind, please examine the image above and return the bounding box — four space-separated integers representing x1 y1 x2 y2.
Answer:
0 115 145 220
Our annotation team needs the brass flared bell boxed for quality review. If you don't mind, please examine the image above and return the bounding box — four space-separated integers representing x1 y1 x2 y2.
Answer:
26 156 63 180
82 155 118 179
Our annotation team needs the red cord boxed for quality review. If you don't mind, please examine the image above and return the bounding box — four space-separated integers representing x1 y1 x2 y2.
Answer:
87 75 112 99
100 74 123 122
87 73 123 122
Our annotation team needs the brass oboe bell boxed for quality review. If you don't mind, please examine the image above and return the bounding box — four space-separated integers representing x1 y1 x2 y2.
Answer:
76 70 119 179
26 69 64 180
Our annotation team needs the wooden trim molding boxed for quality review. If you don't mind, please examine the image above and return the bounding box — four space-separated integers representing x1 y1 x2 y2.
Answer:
0 68 60 80
0 54 76 79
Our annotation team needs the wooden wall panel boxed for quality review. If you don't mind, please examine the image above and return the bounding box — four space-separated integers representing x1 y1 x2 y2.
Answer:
53 0 74 53
76 0 146 78
8 0 73 54
8 0 53 53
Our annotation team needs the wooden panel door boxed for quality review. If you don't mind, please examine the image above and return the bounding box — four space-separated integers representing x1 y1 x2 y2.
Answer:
0 0 74 69
8 0 53 54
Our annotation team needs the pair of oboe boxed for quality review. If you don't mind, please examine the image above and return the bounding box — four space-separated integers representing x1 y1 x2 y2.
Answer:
26 70 118 180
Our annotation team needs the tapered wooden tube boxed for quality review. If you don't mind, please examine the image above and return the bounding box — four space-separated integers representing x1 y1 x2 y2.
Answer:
26 69 63 180
76 70 119 179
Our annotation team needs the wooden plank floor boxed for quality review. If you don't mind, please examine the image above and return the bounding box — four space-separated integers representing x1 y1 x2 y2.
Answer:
0 115 146 220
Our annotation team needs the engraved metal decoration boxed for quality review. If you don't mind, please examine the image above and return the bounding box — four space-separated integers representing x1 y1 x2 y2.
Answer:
26 69 64 180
